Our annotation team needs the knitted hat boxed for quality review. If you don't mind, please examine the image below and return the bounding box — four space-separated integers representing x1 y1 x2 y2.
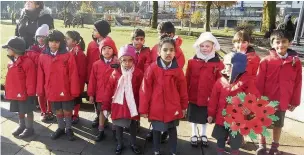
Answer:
193 32 220 52
94 20 111 38
2 37 26 55
118 45 137 63
35 24 49 37
229 52 247 83
99 37 118 56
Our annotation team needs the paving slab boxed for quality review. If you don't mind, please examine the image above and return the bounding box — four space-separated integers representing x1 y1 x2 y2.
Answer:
15 145 51 155
0 142 23 155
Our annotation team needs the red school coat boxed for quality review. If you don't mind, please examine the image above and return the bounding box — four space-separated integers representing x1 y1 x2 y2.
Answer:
70 45 87 94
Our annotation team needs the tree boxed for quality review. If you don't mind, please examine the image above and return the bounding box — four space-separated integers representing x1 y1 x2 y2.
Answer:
205 1 212 32
80 1 95 13
261 1 276 33
170 1 191 28
213 1 236 29
151 1 158 29
191 11 202 28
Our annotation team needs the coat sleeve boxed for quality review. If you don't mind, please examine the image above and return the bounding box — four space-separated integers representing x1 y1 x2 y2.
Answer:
25 60 37 96
36 55 45 96
177 70 188 110
102 73 116 112
291 61 302 106
86 46 92 82
68 54 80 97
87 63 97 97
78 54 87 92
185 60 191 93
208 81 220 118
139 66 154 115
256 59 267 95
176 47 185 69
144 49 152 73
252 55 261 76
246 79 261 98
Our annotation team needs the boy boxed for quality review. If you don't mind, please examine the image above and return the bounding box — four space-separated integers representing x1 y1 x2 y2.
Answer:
256 30 302 155
3 37 36 138
130 29 151 73
37 30 80 141
87 20 116 128
150 21 185 69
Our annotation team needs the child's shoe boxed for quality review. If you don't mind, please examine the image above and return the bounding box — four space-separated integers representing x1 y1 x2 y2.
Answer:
115 144 124 155
95 130 105 142
66 128 75 141
130 144 141 154
51 128 65 140
72 115 80 124
19 128 34 138
12 126 25 136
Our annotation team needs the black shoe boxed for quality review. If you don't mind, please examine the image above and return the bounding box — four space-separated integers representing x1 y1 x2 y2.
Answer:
66 128 75 141
46 113 55 122
161 131 168 143
12 126 25 136
19 128 34 138
112 130 117 141
130 144 141 154
72 115 80 124
51 128 65 140
154 151 161 155
95 130 105 142
115 144 124 155
92 116 99 128
146 131 153 141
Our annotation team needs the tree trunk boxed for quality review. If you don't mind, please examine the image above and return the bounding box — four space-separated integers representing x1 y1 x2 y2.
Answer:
205 2 212 32
151 1 158 29
261 1 276 33
217 7 221 29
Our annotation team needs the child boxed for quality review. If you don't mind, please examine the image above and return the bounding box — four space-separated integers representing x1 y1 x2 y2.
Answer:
186 32 224 147
140 37 188 155
130 28 151 73
103 45 143 155
3 37 36 138
26 24 54 122
255 30 302 155
37 30 80 141
87 20 116 128
232 30 261 76
150 21 185 69
87 37 118 141
208 52 260 155
66 30 87 124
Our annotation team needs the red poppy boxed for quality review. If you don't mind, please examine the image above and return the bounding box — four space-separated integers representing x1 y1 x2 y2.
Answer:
240 121 253 136
226 105 242 116
249 118 263 134
255 106 276 118
225 112 244 124
251 99 270 113
230 119 245 132
255 116 273 127
243 94 257 110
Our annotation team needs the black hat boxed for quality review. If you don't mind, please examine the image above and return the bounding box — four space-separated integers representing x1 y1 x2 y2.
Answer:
2 37 26 55
94 20 111 38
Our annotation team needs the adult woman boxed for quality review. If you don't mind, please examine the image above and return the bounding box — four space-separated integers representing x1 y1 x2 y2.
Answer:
15 1 54 49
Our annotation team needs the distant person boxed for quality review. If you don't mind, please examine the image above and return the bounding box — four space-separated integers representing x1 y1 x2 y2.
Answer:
277 14 295 39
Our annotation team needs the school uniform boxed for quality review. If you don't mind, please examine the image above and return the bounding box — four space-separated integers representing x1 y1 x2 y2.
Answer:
129 44 151 73
233 46 261 76
256 49 302 128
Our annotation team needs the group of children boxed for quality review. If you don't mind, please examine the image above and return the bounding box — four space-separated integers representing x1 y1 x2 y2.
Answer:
3 19 302 155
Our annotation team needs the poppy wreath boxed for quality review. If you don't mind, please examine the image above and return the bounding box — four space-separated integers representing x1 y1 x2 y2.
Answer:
222 92 280 140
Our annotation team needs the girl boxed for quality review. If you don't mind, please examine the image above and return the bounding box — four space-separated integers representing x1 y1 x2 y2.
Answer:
87 37 118 142
207 52 260 155
66 31 87 124
140 37 188 155
3 37 36 138
186 32 224 147
37 30 80 141
102 45 143 155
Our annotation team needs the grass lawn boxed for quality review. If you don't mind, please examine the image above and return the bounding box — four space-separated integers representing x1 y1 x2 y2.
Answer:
0 19 227 83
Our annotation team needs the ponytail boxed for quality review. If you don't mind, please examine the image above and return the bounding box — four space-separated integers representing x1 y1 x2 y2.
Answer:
66 31 86 51
78 36 85 51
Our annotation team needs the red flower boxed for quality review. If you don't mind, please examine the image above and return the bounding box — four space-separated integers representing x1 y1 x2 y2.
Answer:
255 106 276 118
256 116 273 127
240 121 252 136
251 99 269 113
225 112 244 124
249 118 263 134
226 105 242 116
244 94 257 110
231 96 243 108
230 119 245 132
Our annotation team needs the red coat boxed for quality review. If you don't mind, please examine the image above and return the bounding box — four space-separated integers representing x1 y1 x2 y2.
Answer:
102 67 143 120
87 58 118 102
134 46 152 73
256 49 302 111
36 48 80 102
5 55 36 100
26 45 45 68
139 57 188 123
186 54 224 106
245 46 261 76
208 73 260 126
86 37 117 82
150 37 185 69
70 45 87 93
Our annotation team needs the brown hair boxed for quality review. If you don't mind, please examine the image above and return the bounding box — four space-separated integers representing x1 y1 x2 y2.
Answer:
34 1 44 11
232 30 251 43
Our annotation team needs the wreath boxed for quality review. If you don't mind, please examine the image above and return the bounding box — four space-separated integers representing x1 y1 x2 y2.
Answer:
222 92 280 140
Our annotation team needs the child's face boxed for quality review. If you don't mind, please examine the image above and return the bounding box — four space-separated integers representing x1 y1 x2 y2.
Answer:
199 41 214 55
48 41 60 52
25 1 38 11
234 40 249 53
132 36 145 50
65 35 76 49
7 48 15 57
37 36 46 46
272 38 291 56
159 42 175 63
93 27 102 39
101 46 114 60
120 56 134 70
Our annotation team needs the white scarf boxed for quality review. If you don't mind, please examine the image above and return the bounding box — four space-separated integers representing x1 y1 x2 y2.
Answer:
195 49 215 62
112 66 138 117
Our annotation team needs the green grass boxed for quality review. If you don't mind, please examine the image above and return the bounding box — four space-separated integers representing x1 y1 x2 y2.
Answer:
1 20 228 83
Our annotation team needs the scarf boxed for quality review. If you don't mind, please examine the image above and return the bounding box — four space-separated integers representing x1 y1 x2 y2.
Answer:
195 49 215 62
112 66 138 117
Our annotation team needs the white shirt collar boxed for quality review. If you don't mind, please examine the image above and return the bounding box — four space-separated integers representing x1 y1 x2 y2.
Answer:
160 59 172 70
277 52 288 59
51 51 58 56
104 58 112 64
